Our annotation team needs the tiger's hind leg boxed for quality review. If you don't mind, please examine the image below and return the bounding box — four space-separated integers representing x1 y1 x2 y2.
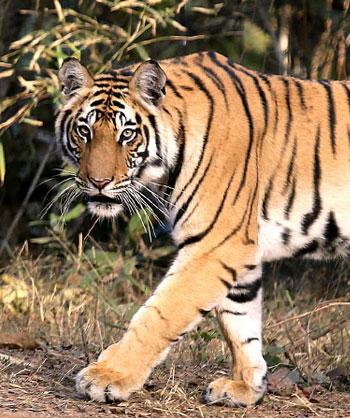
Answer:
204 265 267 407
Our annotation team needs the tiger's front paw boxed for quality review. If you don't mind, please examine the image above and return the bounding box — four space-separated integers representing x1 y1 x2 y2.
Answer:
76 361 143 403
204 375 267 407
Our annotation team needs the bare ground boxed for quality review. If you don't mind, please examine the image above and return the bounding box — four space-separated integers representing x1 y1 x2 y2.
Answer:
0 344 350 418
1 253 350 418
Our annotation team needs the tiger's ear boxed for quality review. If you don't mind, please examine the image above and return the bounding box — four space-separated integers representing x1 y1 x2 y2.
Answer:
58 58 94 97
129 60 167 110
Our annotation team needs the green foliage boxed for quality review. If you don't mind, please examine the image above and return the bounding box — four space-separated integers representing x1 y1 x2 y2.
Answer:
264 344 287 368
243 20 271 54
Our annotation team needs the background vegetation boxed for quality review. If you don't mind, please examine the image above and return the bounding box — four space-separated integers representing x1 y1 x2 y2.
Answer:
1 0 350 250
0 1 350 416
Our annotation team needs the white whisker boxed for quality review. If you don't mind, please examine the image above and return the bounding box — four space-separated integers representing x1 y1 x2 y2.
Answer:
125 190 154 241
131 187 166 228
133 179 175 209
40 183 76 218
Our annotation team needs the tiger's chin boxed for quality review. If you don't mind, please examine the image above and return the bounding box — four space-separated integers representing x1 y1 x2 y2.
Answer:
87 201 124 218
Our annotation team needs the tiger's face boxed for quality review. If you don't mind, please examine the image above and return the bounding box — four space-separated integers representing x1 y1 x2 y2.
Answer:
55 58 172 218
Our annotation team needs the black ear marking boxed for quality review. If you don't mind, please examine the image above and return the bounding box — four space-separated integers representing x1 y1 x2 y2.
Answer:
58 57 94 97
130 59 167 108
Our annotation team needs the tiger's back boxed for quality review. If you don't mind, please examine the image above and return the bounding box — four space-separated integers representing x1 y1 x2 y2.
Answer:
55 51 350 407
157 53 350 262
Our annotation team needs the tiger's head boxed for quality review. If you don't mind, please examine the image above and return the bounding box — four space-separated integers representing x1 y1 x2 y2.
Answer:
55 58 176 219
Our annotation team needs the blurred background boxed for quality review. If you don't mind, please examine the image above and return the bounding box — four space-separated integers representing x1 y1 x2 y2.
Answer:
1 0 350 252
0 3 350 410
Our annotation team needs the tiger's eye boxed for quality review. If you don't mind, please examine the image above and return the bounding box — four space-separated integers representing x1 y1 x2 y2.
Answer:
120 128 136 143
77 125 90 137
123 129 134 138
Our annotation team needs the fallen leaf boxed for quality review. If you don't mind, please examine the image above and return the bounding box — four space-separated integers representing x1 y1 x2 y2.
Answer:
327 366 349 381
268 367 303 395
310 371 330 385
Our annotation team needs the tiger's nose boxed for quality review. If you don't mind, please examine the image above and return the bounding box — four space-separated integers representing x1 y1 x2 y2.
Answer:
88 176 114 190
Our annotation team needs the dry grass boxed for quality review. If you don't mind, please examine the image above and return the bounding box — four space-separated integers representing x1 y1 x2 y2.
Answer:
0 243 350 417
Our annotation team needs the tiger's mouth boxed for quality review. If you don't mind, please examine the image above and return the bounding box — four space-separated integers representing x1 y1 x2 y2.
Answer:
88 194 122 205
87 194 124 218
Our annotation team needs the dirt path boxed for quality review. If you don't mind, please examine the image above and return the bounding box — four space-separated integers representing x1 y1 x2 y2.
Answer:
0 347 349 418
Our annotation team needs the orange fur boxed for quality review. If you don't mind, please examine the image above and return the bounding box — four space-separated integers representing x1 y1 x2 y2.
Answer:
55 52 350 406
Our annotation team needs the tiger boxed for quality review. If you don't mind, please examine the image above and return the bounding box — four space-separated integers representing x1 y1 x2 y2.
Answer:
55 51 350 407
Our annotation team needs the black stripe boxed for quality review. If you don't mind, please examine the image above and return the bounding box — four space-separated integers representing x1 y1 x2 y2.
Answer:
60 111 79 160
111 79 130 86
259 74 278 135
180 202 199 227
178 170 235 249
111 83 129 90
94 76 116 82
294 240 318 257
324 211 339 246
148 115 161 157
119 69 133 77
342 83 350 109
244 186 258 245
236 67 269 139
243 115 261 245
143 124 150 144
89 99 106 107
208 52 255 206
166 79 183 99
261 179 273 220
220 309 246 316
227 278 262 303
259 74 271 88
243 337 259 344
283 136 297 194
220 261 237 281
111 100 125 109
136 125 151 178
211 190 252 251
104 385 113 403
163 107 172 118
135 113 142 124
179 85 194 91
282 78 292 145
196 60 229 108
294 79 306 110
58 109 72 139
245 264 256 270
92 82 112 88
282 227 291 245
110 91 125 99
168 113 185 190
91 88 111 96
284 176 296 219
173 155 213 227
301 126 322 234
220 278 233 290
136 150 148 160
173 71 214 205
319 80 336 154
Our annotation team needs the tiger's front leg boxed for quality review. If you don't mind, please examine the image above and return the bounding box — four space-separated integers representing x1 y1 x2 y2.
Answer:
76 252 230 402
204 265 267 407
